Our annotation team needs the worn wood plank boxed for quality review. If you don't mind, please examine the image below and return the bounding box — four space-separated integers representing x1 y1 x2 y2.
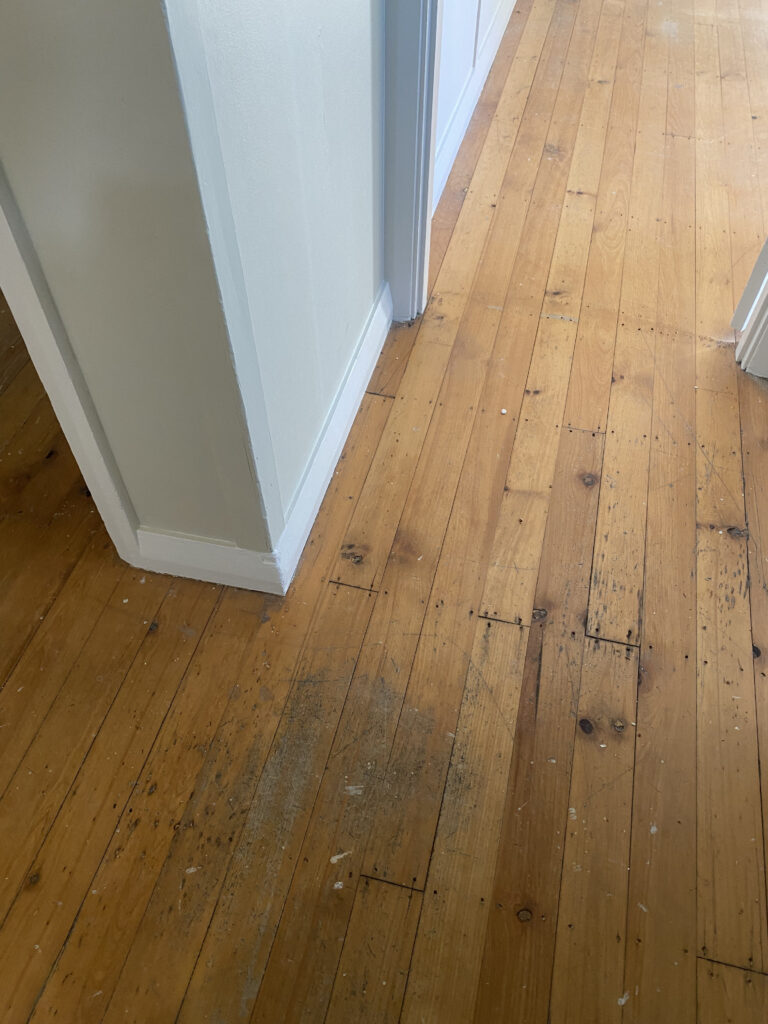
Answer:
622 102 699 1021
325 878 422 1024
548 638 638 1023
0 527 125 789
697 521 768 970
0 580 218 1024
25 588 273 1024
0 569 172 919
474 428 604 1023
144 585 371 1024
28 394 392 1024
400 619 527 1024
0 484 98 684
330 0 559 591
698 959 768 1023
739 370 768 920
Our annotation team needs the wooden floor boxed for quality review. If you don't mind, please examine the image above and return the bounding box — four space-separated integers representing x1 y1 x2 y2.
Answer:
4 0 768 1018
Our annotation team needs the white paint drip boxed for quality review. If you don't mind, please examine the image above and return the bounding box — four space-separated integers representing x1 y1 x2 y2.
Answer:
638 902 649 913
330 850 352 865
185 866 201 874
618 992 630 1006
333 881 344 890
345 784 364 796
650 823 658 835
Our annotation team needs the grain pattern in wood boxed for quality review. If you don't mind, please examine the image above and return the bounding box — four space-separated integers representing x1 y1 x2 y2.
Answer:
697 959 768 1023
697 521 768 970
25 588 273 1024
399 618 527 1024
0 569 171 918
548 638 638 1024
325 878 422 1024
0 580 217 1024
622 97 699 1021
330 0 559 591
157 586 373 1024
28 394 392 1024
739 370 768 906
473 428 604 1023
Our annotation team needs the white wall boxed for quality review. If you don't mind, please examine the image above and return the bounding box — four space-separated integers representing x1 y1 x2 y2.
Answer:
0 0 392 593
168 0 388 529
433 0 517 209
0 0 270 552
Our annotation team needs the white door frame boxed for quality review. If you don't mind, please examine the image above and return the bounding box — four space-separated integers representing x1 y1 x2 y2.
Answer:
734 237 768 377
384 0 443 322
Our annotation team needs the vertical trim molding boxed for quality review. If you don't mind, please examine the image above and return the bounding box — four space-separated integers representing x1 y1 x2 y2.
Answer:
384 0 441 321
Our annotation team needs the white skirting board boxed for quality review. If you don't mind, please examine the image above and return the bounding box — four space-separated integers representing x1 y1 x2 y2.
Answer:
432 0 516 212
131 283 394 594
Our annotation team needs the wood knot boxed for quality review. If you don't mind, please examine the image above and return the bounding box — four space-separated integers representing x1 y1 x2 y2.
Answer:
532 608 548 621
578 718 593 734
753 644 762 659
340 549 364 564
27 871 41 887
517 908 533 922
613 719 625 732
581 473 597 487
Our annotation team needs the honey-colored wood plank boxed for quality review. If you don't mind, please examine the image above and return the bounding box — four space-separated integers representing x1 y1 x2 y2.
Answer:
718 16 765 304
739 370 768 914
697 520 768 971
622 109 699 1023
694 21 733 342
325 878 422 1024
0 579 218 1024
400 618 527 1024
0 527 124 790
0 484 97 684
25 588 273 1024
697 959 768 1023
0 568 171 919
548 638 639 1023
153 586 373 1024
28 393 392 1024
479 0 622 627
330 0 559 591
474 428 605 1023
364 0 614 882
0 398 61 514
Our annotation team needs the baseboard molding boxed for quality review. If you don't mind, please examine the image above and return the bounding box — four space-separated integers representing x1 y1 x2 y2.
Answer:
136 528 284 593
432 0 516 211
274 281 393 586
129 283 394 594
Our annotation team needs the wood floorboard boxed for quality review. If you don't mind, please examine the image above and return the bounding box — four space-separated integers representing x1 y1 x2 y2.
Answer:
4 0 768 1018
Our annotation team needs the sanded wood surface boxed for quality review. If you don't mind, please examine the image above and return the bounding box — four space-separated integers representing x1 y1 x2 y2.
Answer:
3 0 768 1019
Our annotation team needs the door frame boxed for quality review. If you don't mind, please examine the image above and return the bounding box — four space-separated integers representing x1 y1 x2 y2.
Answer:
384 0 443 322
734 237 768 377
